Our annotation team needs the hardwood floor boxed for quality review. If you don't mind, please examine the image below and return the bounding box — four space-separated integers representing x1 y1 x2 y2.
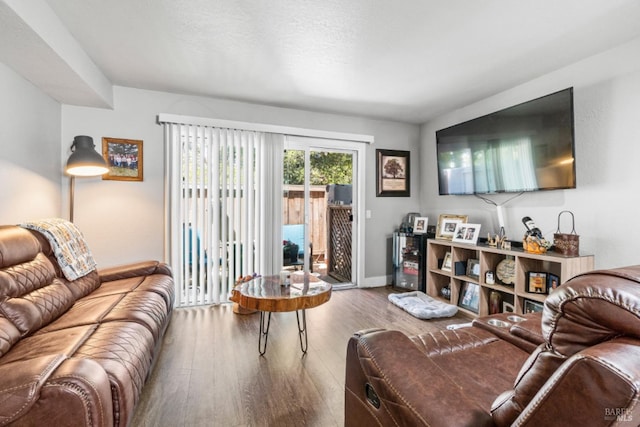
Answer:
131 286 471 426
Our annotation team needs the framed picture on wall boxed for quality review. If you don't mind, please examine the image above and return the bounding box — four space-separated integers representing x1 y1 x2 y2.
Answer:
102 137 143 181
376 149 410 197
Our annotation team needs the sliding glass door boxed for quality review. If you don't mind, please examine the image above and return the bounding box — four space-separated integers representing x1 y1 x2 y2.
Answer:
283 136 359 287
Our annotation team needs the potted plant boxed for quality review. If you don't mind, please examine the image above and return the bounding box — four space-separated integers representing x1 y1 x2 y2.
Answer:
283 240 299 265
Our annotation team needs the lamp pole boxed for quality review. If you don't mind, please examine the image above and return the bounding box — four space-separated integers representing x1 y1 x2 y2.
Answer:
69 176 75 222
65 135 109 222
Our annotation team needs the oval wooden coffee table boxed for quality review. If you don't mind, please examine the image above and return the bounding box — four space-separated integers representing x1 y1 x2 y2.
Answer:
230 274 332 355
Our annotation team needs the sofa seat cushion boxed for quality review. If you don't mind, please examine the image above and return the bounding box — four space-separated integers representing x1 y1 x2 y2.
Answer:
36 290 168 342
411 325 499 357
411 327 530 409
0 325 96 364
34 294 123 334
102 291 169 342
430 337 530 408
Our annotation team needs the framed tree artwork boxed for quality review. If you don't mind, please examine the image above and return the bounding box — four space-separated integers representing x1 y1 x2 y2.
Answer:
376 149 410 197
102 137 143 181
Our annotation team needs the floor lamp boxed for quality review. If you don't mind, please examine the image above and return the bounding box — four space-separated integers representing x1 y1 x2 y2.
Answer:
65 135 109 222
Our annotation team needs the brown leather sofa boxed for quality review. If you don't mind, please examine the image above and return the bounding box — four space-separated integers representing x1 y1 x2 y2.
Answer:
345 265 640 426
0 225 174 426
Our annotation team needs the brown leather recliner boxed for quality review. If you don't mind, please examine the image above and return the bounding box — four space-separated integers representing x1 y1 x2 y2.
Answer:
345 265 640 426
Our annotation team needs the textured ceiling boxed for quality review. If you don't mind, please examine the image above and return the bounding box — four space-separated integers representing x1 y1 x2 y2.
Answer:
4 0 640 123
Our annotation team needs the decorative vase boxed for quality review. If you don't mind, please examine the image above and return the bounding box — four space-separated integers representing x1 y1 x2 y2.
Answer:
489 291 502 314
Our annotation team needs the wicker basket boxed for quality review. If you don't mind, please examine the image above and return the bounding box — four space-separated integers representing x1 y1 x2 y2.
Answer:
554 211 579 256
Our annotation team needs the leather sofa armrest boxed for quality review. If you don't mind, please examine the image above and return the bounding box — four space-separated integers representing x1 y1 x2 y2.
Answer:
0 355 66 425
345 329 493 427
505 337 640 426
98 260 173 282
0 356 114 426
473 312 542 353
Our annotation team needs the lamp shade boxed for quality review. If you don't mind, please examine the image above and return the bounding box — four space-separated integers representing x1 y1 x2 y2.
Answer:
65 135 109 176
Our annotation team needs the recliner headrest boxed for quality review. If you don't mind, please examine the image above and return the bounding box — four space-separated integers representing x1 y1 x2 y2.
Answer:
542 265 640 356
0 226 41 269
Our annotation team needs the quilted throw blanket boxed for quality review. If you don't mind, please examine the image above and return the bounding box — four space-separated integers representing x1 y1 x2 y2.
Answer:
20 218 97 280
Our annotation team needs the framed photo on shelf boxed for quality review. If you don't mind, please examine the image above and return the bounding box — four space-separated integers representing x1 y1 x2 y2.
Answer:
547 273 560 293
441 252 452 272
376 149 410 197
452 223 482 245
485 270 495 285
466 258 480 279
503 301 515 313
413 217 428 234
526 271 548 294
524 299 544 314
102 137 143 181
458 282 480 313
435 214 468 240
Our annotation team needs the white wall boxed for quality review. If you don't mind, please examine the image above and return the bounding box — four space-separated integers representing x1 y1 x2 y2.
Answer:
0 62 61 224
420 38 640 269
62 87 421 281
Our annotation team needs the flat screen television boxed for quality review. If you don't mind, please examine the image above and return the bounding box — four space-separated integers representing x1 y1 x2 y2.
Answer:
436 88 576 195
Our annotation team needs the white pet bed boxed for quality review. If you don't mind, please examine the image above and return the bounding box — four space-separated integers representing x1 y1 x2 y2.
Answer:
388 291 458 319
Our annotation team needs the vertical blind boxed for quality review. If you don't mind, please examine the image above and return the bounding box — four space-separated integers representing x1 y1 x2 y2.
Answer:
161 120 283 306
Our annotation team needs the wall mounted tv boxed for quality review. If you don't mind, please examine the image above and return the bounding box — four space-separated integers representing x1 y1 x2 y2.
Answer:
436 88 576 195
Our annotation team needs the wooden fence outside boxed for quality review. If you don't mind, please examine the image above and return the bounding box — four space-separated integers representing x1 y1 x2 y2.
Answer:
283 185 327 258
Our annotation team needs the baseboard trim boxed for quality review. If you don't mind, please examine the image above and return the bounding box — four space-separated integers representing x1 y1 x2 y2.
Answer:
359 275 391 288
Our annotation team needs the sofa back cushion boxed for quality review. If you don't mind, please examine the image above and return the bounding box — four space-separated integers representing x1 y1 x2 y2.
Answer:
0 317 20 357
0 227 77 354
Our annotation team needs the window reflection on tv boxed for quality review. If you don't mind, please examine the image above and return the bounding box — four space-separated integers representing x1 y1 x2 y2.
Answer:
436 88 576 195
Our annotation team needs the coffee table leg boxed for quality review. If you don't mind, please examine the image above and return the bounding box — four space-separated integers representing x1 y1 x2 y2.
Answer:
259 311 271 356
296 309 308 354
